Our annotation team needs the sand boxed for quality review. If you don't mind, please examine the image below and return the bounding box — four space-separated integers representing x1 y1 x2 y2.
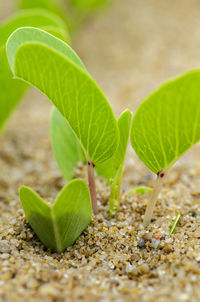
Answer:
0 0 200 301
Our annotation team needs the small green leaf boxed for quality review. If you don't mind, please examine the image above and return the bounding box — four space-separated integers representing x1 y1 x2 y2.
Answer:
96 109 132 181
50 107 85 182
0 10 69 131
169 213 181 236
19 179 92 253
131 70 200 174
128 186 153 195
6 27 119 164
0 46 27 131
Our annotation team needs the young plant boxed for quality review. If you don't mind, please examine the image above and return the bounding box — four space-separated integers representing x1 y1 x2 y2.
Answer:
96 109 132 216
19 179 92 253
51 107 132 216
6 26 119 213
0 9 69 130
131 70 200 226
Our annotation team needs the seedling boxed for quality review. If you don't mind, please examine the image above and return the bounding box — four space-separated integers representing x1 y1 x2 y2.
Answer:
51 107 132 216
6 27 119 213
131 70 200 226
169 213 180 236
0 9 69 130
19 179 92 253
96 109 132 216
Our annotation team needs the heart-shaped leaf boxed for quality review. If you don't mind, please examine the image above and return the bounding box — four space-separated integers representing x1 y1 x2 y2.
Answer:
6 26 119 165
19 179 92 253
0 9 69 131
131 70 200 225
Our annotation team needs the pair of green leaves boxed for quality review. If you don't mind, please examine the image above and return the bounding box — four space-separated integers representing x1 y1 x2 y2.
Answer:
0 9 69 131
20 180 92 253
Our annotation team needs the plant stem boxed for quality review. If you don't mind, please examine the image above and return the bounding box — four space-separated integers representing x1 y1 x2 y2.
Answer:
87 161 98 214
109 166 123 217
143 171 166 226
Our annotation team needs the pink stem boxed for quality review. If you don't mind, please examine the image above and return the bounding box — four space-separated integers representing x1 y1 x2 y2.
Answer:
87 161 98 214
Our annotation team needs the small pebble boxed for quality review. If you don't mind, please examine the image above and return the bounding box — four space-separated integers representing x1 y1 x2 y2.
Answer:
153 232 163 240
188 211 196 217
150 238 160 249
138 238 145 248
0 242 11 253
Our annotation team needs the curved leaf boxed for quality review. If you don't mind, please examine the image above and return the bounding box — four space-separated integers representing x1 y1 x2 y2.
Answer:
0 10 69 130
131 70 200 174
19 179 92 253
6 27 119 164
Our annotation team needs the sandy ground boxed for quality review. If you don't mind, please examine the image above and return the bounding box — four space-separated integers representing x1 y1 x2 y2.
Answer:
0 0 200 301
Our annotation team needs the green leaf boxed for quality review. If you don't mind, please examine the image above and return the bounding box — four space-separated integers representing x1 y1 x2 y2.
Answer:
19 0 64 20
96 109 132 216
0 46 27 130
0 9 69 47
96 109 132 181
51 108 131 184
51 107 85 182
0 10 69 131
70 0 111 10
19 179 92 253
6 27 119 164
131 70 200 174
128 186 153 195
